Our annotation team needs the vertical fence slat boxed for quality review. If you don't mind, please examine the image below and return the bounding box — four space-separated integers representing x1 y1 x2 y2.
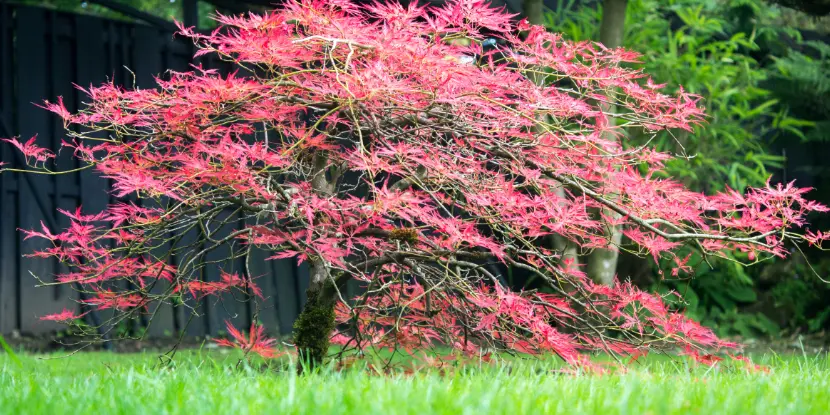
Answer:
16 7 60 333
50 11 79 311
202 209 242 336
0 1 17 334
73 14 115 337
130 25 178 338
246 220 283 337
274 259 300 336
174 226 209 337
75 16 109 214
0 190 18 333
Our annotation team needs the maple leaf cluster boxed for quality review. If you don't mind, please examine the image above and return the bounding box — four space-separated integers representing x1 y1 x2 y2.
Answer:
2 0 826 368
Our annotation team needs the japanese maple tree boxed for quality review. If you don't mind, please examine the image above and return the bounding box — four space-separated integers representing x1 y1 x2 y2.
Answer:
3 0 827 372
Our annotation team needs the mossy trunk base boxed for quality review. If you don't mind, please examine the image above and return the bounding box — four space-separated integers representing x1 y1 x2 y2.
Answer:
293 288 336 374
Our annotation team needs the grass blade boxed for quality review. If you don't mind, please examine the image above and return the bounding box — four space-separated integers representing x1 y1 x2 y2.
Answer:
0 333 22 368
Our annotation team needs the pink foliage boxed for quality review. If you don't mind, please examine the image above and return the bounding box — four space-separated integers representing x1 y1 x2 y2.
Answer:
2 136 55 164
215 320 284 359
39 308 87 322
3 0 826 369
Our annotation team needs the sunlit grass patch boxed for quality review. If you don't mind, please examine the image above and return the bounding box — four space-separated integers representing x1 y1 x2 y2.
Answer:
1 351 828 414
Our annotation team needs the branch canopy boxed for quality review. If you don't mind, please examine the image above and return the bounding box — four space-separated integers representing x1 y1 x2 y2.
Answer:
3 0 827 371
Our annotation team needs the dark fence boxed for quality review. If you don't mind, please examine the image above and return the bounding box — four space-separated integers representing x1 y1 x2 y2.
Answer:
2 2 825 341
0 4 310 338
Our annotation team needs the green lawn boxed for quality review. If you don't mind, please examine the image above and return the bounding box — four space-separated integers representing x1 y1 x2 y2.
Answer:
1 349 829 414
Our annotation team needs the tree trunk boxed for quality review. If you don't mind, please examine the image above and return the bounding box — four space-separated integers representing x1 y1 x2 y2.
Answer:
599 0 628 49
523 0 544 25
585 0 628 286
293 151 339 373
293 260 337 373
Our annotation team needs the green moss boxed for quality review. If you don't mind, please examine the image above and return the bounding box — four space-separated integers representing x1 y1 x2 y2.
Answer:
293 288 336 373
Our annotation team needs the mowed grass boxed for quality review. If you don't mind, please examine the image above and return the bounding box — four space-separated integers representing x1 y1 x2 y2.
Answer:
1 348 829 414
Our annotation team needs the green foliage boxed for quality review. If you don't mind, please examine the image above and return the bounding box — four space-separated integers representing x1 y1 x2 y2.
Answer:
650 248 781 338
546 0 826 339
767 41 830 141
547 0 809 192
652 251 830 338
765 257 830 331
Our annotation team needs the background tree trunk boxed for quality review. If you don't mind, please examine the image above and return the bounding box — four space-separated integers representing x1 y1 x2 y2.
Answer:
585 0 628 286
524 0 544 25
524 0 580 264
599 0 628 49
